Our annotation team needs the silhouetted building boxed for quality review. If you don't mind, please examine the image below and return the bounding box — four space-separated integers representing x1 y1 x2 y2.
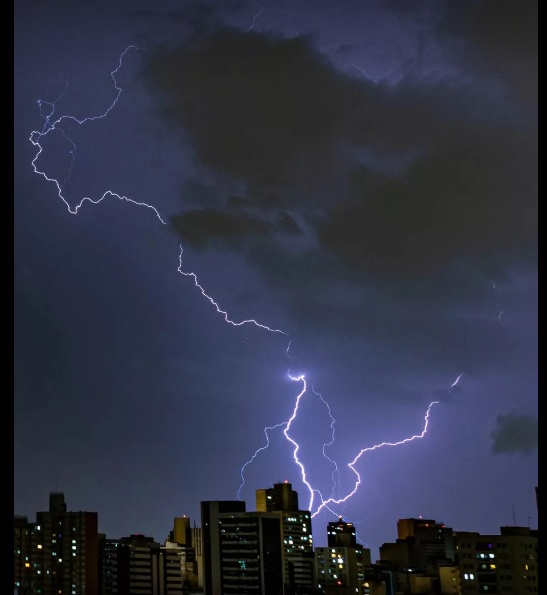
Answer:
455 526 538 595
169 516 192 546
315 545 367 594
256 482 316 593
14 515 33 594
191 525 204 589
14 492 99 595
163 516 200 590
201 500 246 595
378 518 457 594
100 533 189 594
327 518 357 549
256 481 299 512
99 535 119 594
315 518 370 595
201 501 284 594
380 518 455 574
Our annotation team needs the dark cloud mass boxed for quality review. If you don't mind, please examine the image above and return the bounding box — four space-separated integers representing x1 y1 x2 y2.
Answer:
439 0 538 107
490 413 538 454
170 209 271 248
320 130 537 282
145 19 537 295
145 31 350 184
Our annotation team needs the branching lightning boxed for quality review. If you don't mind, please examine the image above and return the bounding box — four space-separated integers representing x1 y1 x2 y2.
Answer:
311 386 341 500
311 398 440 519
29 45 166 224
29 45 453 536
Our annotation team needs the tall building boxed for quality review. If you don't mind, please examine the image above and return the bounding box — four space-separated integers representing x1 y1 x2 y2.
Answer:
163 516 200 591
14 515 33 594
327 518 357 549
100 533 190 594
99 535 119 594
14 492 99 595
256 481 299 512
200 501 284 594
316 518 370 595
380 517 456 574
191 525 204 589
219 511 284 594
455 526 538 595
315 546 367 595
201 500 246 595
256 481 316 593
168 516 191 546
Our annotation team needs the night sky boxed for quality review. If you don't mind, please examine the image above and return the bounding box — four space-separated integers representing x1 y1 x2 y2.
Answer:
14 0 537 559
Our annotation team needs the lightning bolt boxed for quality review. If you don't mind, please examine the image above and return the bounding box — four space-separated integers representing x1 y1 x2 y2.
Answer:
177 245 287 335
28 44 449 530
247 6 266 31
311 396 441 519
311 386 341 500
344 62 398 83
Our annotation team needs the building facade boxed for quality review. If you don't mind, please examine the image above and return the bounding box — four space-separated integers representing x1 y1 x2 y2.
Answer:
13 492 99 595
256 481 316 593
455 526 538 594
201 500 247 595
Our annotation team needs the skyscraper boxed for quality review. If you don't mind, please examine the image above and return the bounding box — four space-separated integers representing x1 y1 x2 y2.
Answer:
14 515 33 593
316 517 369 595
17 492 99 595
327 518 357 549
201 500 246 595
256 481 316 593
201 500 284 594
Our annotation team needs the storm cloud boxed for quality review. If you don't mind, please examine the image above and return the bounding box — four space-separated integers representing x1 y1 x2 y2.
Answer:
490 412 538 455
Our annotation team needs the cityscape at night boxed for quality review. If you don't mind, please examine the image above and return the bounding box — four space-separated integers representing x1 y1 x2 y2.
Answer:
15 0 537 592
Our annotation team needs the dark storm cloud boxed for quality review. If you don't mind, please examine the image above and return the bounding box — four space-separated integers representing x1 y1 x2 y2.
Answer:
319 128 537 282
144 31 355 185
438 0 538 107
143 5 537 316
490 412 538 455
170 209 271 248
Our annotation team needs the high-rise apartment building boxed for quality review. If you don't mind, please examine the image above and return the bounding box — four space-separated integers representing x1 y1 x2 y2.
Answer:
455 526 538 595
201 500 246 595
163 516 200 591
191 525 204 589
14 515 33 594
200 500 284 594
379 517 456 576
315 546 367 595
256 481 316 593
316 518 370 595
13 492 99 595
100 533 189 594
327 518 357 549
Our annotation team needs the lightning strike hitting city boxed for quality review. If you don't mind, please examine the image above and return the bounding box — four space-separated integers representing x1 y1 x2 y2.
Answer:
15 0 537 567
29 43 456 526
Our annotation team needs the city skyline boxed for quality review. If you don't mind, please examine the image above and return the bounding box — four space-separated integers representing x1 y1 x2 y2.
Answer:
15 0 537 560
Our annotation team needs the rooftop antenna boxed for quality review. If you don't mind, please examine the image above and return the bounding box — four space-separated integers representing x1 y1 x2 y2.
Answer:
526 516 532 528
